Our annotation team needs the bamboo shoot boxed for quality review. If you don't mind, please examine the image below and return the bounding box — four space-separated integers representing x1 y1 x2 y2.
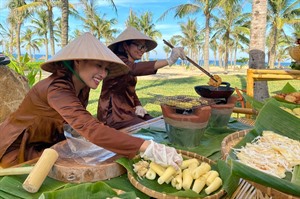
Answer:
180 158 199 170
192 176 206 194
205 177 222 195
192 162 211 179
171 172 183 190
182 168 193 190
145 168 156 180
149 162 165 176
158 166 176 184
206 170 219 186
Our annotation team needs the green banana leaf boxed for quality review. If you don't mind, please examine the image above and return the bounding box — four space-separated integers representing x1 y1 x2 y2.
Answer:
228 99 300 196
0 120 249 198
133 123 250 161
255 98 300 137
277 82 298 94
243 82 299 111
104 174 150 199
39 181 138 199
116 156 240 198
0 175 65 199
271 82 299 104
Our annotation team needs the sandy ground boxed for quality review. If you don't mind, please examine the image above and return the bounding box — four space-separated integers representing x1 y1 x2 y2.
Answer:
138 65 248 80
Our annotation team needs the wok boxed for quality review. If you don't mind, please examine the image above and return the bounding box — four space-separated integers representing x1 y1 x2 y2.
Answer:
194 82 234 101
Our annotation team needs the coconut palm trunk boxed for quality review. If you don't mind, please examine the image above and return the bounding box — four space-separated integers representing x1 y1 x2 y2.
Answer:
203 15 210 71
268 26 278 68
61 0 69 47
16 23 22 61
47 7 55 56
249 0 269 101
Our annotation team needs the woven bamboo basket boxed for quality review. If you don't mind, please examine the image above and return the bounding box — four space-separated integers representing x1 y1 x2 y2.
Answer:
128 150 226 199
221 130 300 199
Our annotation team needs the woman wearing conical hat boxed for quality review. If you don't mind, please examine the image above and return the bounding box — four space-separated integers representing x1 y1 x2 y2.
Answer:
0 33 182 169
97 26 186 129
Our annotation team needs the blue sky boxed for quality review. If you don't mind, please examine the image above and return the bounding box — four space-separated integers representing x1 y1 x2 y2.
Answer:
0 0 251 59
68 0 205 59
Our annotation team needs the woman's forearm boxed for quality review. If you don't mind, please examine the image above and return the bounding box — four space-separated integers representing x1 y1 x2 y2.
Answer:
153 60 169 70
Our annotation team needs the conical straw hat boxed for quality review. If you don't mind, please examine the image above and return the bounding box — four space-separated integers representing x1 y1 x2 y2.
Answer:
41 32 128 78
108 26 157 52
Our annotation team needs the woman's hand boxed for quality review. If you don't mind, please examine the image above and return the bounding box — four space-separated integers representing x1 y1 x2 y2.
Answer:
140 140 183 170
166 47 186 66
135 105 147 117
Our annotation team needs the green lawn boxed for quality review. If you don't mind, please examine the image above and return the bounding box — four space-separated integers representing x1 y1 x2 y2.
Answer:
87 73 300 118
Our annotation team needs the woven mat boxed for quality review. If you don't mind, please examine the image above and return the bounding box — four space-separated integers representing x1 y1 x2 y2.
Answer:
128 150 226 199
236 118 255 126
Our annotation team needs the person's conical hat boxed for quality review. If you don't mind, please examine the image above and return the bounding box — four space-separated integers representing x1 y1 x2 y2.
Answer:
41 32 128 78
108 26 157 52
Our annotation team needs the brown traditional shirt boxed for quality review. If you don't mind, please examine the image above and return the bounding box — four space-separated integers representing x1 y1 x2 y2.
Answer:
97 55 157 127
0 67 144 166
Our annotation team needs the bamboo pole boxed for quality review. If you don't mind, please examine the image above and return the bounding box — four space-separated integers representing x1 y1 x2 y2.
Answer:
249 69 300 75
246 69 254 107
252 74 300 80
233 107 258 115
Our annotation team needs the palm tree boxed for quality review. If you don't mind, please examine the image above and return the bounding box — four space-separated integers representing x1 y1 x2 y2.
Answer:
267 0 300 68
125 9 139 28
16 0 63 56
173 18 202 64
291 23 300 40
163 37 178 58
138 12 162 60
126 11 162 61
209 39 218 66
7 0 29 61
78 0 118 44
0 23 15 54
30 10 49 60
21 29 41 60
159 0 222 71
69 29 84 41
248 0 269 101
230 24 249 68
211 3 250 73
60 0 69 47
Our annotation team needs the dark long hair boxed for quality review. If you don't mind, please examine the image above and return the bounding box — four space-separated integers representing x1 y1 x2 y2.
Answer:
113 40 132 58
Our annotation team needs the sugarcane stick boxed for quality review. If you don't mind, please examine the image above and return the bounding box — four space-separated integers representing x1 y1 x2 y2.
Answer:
0 166 34 176
22 148 58 193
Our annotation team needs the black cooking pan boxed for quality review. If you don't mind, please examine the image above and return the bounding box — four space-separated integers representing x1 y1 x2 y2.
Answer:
194 82 234 101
